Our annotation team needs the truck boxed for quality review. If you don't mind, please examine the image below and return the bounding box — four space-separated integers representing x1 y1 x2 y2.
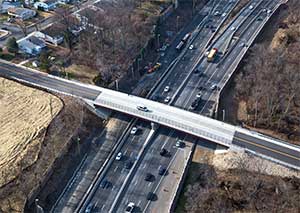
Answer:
207 48 218 62
176 33 191 51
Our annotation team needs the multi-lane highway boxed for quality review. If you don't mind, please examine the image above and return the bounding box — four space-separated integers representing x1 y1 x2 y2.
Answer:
0 0 298 212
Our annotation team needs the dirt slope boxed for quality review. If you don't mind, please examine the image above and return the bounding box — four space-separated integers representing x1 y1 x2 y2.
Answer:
0 78 63 212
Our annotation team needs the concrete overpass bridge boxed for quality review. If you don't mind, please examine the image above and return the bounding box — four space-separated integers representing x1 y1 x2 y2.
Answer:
0 61 299 169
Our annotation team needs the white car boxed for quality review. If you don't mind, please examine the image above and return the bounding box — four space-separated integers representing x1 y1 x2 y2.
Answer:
196 92 202 98
130 127 138 135
137 105 148 112
164 86 170 92
115 152 122 161
249 5 254 9
189 44 194 50
125 202 135 213
231 26 236 31
164 96 171 103
176 140 185 148
210 84 218 90
221 13 226 17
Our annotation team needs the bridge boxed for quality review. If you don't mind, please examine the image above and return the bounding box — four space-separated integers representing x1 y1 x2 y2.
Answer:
1 61 299 169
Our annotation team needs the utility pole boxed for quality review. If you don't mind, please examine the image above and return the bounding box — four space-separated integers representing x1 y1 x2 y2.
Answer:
115 80 119 91
176 16 180 32
222 109 225 121
157 33 160 48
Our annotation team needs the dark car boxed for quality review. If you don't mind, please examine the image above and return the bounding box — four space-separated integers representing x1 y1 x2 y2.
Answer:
100 179 110 189
160 148 168 156
158 167 166 176
85 203 95 213
145 173 154 181
125 161 133 169
147 192 156 201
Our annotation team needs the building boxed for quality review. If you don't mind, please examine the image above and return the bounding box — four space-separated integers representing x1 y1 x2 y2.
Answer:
17 34 46 55
34 24 65 46
7 7 36 20
33 0 58 11
0 1 22 14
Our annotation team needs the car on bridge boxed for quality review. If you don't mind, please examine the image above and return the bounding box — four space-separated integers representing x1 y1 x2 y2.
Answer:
137 105 149 112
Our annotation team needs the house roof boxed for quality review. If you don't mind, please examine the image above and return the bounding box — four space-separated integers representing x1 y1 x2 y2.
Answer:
41 23 65 37
27 36 45 47
39 0 58 5
8 7 35 15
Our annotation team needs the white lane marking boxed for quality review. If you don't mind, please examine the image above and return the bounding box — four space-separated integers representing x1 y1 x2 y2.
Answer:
142 164 146 169
133 180 138 186
124 149 128 155
137 200 142 206
114 166 118 172
130 152 133 158
148 182 152 187
101 205 105 211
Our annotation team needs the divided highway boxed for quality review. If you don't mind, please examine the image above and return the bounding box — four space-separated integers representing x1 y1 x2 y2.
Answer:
0 0 299 213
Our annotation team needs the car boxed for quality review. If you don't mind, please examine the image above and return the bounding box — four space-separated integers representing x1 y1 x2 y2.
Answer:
85 203 95 213
239 42 245 47
196 92 202 98
221 12 226 17
267 9 272 14
231 26 236 31
158 167 166 176
159 45 167 52
198 86 205 90
257 17 263 21
145 173 154 181
190 98 200 110
205 51 210 56
147 192 156 201
189 44 194 50
205 24 210 28
211 28 216 33
210 84 218 90
100 179 110 189
164 86 170 92
164 96 171 103
137 105 148 112
115 152 122 161
130 127 138 135
176 140 185 148
147 62 161 73
125 202 135 213
160 148 168 156
125 161 133 169
194 68 200 74
214 11 220 16
249 5 254 9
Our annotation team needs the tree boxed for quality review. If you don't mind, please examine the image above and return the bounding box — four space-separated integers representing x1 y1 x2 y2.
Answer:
39 51 51 71
6 37 18 54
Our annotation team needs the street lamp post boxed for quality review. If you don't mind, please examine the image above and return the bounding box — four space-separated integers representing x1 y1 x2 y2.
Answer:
222 109 225 121
176 16 180 32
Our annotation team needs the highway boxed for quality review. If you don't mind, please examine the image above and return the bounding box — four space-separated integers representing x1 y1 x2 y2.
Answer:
0 0 299 212
76 0 238 212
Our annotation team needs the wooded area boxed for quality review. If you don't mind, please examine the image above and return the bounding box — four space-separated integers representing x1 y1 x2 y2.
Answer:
234 1 300 142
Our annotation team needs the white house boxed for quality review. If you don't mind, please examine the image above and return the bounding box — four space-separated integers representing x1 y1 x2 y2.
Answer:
33 24 64 46
7 7 36 20
17 34 46 55
33 0 58 11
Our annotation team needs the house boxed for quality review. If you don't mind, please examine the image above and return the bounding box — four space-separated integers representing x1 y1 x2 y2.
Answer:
33 24 65 45
0 1 22 14
17 33 46 55
7 7 36 20
33 0 58 11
